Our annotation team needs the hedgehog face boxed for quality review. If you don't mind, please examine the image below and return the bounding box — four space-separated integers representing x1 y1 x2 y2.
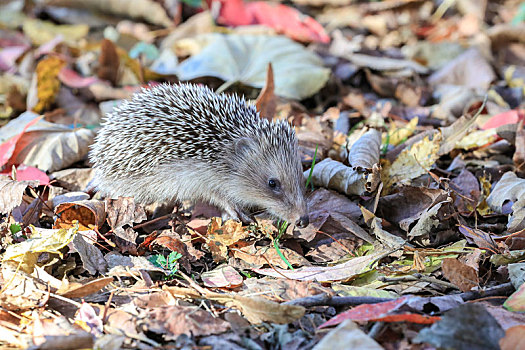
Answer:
229 135 309 228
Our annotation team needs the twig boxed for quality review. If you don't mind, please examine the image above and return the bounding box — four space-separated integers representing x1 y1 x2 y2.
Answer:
282 282 515 308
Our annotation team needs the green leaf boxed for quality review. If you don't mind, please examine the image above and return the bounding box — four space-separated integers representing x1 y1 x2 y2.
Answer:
177 34 330 99
9 223 22 235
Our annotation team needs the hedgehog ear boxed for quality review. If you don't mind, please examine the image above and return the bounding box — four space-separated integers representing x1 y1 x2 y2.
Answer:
234 137 255 155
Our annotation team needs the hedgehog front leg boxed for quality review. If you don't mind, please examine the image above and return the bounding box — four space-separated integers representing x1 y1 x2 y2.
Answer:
221 204 253 225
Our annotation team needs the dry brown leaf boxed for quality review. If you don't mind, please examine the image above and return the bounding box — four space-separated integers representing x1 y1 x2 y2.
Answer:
201 265 243 288
255 63 277 121
54 199 106 230
305 158 368 196
442 258 479 292
500 325 525 350
97 39 119 85
207 218 248 262
225 295 305 324
142 305 230 340
58 277 113 298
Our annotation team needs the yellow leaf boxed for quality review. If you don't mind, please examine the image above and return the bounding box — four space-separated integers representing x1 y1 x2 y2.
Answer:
23 19 88 46
383 117 418 146
455 129 498 150
2 222 79 273
382 133 441 190
33 56 65 113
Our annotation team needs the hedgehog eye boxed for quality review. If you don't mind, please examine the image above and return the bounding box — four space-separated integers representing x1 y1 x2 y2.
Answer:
268 178 281 191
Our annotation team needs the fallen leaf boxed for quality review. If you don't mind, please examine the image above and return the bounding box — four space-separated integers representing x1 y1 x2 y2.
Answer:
177 34 330 99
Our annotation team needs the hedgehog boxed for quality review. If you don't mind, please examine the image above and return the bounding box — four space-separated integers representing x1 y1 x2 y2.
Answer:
89 83 309 228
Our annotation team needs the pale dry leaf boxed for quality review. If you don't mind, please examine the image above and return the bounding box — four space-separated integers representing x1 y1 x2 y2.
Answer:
383 117 419 146
201 265 243 288
361 207 405 249
428 48 496 89
345 53 428 74
313 320 383 350
347 128 381 169
9 125 95 172
0 261 50 311
487 172 525 232
22 18 88 45
0 175 37 214
44 0 173 27
160 11 215 51
253 251 385 282
408 199 452 239
305 158 368 196
142 305 230 340
58 277 114 298
71 233 108 275
455 129 498 150
177 34 330 100
226 295 305 325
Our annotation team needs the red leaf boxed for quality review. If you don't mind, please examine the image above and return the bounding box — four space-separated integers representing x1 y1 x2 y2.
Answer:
215 0 329 43
216 0 253 26
0 164 50 185
318 297 441 328
248 2 330 43
481 109 524 130
372 313 441 324
0 115 43 167
58 67 99 88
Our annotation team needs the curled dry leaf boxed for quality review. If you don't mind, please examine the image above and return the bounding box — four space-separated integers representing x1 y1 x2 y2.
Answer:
307 127 382 196
58 277 114 298
0 175 38 214
347 128 381 169
54 199 106 230
487 171 525 232
305 158 376 197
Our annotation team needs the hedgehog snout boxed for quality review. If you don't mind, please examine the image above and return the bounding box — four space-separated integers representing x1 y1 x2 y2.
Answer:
295 215 309 228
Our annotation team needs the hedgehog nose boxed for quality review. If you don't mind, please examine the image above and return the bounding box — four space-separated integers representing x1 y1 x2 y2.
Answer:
295 215 309 228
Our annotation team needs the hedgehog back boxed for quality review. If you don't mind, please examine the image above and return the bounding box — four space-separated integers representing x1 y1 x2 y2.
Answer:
90 84 262 180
